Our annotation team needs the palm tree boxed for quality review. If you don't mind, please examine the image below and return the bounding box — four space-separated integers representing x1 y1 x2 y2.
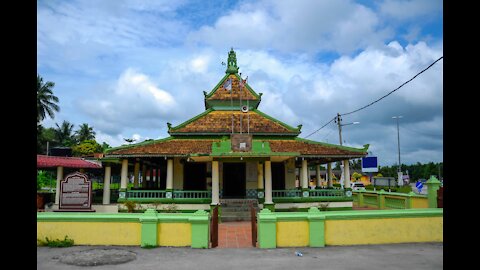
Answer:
54 120 76 146
37 74 60 123
75 123 96 142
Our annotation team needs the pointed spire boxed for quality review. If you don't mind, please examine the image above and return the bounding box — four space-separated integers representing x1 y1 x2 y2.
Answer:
225 48 239 74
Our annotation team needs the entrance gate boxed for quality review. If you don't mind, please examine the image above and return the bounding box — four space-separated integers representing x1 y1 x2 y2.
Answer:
210 206 218 248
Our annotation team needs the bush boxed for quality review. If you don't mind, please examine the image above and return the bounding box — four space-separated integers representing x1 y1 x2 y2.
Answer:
37 236 74 247
123 200 137 213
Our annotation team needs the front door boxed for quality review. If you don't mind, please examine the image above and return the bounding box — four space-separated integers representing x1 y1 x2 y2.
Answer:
183 163 207 190
272 162 285 190
223 163 246 198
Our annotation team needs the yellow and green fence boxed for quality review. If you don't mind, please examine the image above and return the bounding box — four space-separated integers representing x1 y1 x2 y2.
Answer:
37 209 210 248
257 207 443 248
353 190 429 209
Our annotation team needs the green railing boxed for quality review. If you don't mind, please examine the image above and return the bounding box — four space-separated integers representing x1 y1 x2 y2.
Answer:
127 190 167 199
272 189 302 198
272 189 345 198
385 196 407 209
309 189 344 197
173 191 211 199
363 194 378 207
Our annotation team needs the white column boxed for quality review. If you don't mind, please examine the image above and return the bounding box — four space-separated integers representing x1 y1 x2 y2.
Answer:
264 160 273 204
257 162 264 189
54 166 63 205
327 163 333 188
102 165 111 205
211 161 219 205
316 164 321 187
166 158 173 190
344 160 351 189
120 159 128 189
301 159 308 189
133 160 140 188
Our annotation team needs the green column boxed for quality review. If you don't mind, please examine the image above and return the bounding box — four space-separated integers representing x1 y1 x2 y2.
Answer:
426 176 441 208
190 210 210 248
140 209 158 247
406 192 416 209
307 207 325 247
258 209 277 248
378 189 386 209
357 190 365 207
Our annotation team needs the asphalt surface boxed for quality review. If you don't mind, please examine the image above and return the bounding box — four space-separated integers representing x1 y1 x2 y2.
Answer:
37 242 443 270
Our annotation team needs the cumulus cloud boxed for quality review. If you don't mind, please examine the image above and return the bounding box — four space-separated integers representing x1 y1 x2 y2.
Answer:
188 0 391 54
77 68 178 135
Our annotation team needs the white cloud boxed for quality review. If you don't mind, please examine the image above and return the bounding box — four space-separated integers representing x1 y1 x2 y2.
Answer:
188 0 390 54
379 0 443 22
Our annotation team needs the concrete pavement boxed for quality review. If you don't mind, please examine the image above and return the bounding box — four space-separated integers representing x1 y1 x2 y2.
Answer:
37 242 443 270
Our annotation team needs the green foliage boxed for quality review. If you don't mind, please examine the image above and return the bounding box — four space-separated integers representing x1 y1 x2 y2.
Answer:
365 184 375 190
37 170 55 190
378 162 443 181
124 200 137 213
37 235 74 247
37 74 60 123
318 202 329 211
162 203 178 213
72 139 102 157
351 172 362 180
395 185 412 194
75 123 96 142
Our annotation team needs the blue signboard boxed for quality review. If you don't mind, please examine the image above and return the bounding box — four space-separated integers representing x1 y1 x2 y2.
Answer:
415 181 423 192
362 156 378 172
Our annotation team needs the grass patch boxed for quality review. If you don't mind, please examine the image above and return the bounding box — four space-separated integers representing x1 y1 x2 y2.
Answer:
37 236 74 247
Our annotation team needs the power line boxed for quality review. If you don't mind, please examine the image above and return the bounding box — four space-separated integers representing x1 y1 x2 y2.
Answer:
304 116 336 139
303 56 443 139
340 56 443 116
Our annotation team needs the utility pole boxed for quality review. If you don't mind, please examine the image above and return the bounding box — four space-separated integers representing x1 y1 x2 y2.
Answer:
392 116 403 186
336 113 343 145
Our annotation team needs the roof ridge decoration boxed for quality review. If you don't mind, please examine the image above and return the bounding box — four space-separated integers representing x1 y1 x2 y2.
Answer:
226 48 239 74
204 49 261 110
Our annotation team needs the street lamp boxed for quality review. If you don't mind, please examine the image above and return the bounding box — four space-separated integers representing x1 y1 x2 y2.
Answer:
392 116 403 186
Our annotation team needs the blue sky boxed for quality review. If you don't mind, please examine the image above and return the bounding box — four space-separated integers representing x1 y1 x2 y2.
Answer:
37 0 443 167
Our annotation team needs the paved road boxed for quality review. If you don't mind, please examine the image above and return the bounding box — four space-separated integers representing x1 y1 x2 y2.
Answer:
37 242 443 270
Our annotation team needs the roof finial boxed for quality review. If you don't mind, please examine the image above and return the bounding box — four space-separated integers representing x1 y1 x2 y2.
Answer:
225 48 239 74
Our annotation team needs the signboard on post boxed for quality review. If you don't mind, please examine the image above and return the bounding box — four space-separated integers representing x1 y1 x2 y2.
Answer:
361 157 378 173
58 172 95 212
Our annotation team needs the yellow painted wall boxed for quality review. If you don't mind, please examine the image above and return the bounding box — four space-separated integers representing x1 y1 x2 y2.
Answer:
173 157 184 189
412 197 429 208
325 217 443 245
37 222 141 246
158 223 191 246
246 162 258 190
276 221 309 247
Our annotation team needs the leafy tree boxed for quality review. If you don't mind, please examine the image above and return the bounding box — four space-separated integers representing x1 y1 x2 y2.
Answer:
54 120 76 146
75 123 96 142
351 172 362 181
101 142 111 152
72 140 102 157
37 75 60 123
37 126 58 154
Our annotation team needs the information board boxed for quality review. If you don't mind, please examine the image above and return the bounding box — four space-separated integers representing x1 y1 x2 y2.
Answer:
59 172 92 210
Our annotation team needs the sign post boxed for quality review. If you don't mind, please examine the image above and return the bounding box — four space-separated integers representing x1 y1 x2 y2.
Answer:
56 171 95 212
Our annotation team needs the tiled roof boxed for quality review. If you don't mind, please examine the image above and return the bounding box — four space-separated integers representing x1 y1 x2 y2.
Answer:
207 74 258 101
37 155 102 169
106 139 217 156
268 139 367 156
169 110 299 135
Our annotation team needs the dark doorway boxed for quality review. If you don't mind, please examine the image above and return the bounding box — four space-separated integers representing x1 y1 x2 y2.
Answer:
272 162 285 190
158 163 167 190
183 163 207 190
223 163 246 198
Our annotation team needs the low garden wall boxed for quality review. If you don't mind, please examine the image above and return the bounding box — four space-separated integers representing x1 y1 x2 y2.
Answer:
37 209 210 248
257 207 443 248
353 190 429 209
